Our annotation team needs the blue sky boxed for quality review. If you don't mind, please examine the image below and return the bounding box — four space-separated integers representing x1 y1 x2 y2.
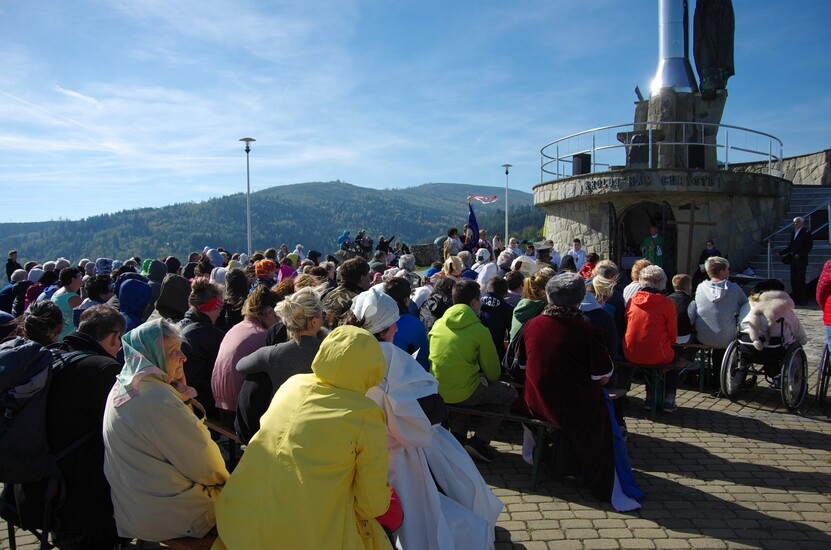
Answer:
1 0 829 223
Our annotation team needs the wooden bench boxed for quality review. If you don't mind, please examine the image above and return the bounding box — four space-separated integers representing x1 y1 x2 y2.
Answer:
615 360 685 420
445 404 559 491
160 531 218 549
674 343 716 391
204 418 243 470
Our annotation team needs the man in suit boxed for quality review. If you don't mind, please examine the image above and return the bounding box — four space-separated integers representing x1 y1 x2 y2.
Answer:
780 217 813 305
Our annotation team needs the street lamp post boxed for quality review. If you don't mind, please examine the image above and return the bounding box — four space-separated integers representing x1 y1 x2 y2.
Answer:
502 164 512 243
239 137 256 256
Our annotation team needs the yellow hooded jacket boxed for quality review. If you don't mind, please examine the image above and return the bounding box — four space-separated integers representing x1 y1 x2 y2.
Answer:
213 326 391 550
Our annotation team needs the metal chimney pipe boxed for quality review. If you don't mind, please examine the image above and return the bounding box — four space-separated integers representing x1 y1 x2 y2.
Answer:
650 0 699 96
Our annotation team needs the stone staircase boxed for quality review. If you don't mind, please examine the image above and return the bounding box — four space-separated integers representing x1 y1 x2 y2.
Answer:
747 185 831 290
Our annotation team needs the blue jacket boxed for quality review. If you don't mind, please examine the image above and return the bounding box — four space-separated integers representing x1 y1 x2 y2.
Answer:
392 313 430 371
119 279 152 333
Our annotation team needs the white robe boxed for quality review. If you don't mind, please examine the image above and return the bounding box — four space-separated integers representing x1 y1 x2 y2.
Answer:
367 344 503 550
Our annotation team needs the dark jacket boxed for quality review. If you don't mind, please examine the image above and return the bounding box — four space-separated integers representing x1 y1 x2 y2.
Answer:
0 283 13 314
143 260 169 319
697 247 721 266
667 290 693 338
479 292 514 360
40 332 122 544
5 258 22 283
234 335 322 443
10 280 33 317
418 292 452 332
783 227 813 264
216 304 244 332
179 308 225 418
151 274 191 322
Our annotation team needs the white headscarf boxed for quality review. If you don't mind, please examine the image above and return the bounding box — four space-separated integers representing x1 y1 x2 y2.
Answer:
350 289 399 335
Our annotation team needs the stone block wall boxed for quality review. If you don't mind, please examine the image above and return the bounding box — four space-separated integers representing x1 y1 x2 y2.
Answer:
732 149 831 186
541 193 780 274
410 243 440 267
544 202 611 260
535 169 788 275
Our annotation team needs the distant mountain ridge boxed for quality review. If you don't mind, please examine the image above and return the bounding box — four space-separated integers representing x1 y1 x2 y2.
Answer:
0 181 541 263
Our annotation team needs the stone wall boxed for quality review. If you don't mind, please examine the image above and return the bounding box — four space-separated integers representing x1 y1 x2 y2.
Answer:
732 148 831 186
535 169 789 274
410 243 440 267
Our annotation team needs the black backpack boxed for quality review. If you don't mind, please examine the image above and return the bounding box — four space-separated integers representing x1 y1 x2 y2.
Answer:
0 338 56 485
0 338 95 532
501 323 527 383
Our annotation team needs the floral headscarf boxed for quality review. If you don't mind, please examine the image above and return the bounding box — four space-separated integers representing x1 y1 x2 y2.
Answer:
112 319 195 407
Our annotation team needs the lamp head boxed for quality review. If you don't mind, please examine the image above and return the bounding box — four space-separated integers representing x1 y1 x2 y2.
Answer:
239 137 256 152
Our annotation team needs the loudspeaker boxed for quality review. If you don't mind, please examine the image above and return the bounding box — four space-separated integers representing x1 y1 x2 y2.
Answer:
573 153 591 175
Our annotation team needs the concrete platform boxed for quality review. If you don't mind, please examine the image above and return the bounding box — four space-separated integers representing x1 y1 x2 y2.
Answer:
3 307 830 549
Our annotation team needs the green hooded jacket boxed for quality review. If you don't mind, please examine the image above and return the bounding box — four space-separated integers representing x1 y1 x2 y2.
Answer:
428 304 500 404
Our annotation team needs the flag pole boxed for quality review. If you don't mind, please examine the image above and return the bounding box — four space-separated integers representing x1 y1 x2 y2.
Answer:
502 164 512 243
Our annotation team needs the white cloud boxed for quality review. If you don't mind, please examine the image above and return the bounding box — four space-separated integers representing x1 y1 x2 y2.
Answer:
0 1 830 222
54 85 99 105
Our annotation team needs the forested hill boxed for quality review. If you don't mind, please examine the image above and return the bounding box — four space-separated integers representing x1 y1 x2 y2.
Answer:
0 181 543 263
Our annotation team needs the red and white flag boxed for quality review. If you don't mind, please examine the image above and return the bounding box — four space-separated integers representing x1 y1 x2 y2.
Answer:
467 195 498 204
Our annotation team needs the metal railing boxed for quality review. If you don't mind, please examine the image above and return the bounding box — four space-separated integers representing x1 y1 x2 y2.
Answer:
540 121 783 182
764 199 831 277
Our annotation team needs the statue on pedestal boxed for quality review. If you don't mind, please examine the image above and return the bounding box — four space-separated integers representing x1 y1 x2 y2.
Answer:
694 0 735 93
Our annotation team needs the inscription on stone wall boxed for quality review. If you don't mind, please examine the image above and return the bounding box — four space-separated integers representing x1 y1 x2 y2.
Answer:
579 173 725 195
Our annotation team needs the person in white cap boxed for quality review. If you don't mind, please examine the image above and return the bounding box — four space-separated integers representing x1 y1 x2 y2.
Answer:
349 289 504 550
472 248 497 290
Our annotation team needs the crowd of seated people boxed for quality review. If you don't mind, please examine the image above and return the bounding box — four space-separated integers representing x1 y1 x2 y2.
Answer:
1 230 808 547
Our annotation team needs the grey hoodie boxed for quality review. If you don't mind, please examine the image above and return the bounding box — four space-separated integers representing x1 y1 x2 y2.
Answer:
688 279 748 348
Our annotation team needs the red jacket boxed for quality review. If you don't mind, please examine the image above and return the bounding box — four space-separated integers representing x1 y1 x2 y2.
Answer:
579 262 596 280
623 289 677 365
816 259 831 326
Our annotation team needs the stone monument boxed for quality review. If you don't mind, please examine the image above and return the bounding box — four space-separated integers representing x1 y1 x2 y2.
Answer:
534 0 788 281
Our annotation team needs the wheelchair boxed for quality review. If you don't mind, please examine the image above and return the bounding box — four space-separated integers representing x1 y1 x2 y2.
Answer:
719 318 808 411
817 344 831 405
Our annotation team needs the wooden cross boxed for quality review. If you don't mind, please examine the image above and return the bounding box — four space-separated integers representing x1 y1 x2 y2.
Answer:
668 201 718 274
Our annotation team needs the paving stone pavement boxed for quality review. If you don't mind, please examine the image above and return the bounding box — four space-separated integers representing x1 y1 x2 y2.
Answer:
2 307 830 549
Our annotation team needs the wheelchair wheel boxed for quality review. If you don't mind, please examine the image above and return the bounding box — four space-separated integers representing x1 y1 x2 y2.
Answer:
719 340 745 399
780 344 808 411
817 345 831 405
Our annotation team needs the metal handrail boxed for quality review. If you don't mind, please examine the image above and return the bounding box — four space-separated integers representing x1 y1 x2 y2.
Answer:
764 198 831 277
540 120 784 182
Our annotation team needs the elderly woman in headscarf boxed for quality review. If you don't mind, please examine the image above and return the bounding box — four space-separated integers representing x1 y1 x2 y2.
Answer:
348 289 504 549
102 319 229 541
213 325 393 549
519 273 642 512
